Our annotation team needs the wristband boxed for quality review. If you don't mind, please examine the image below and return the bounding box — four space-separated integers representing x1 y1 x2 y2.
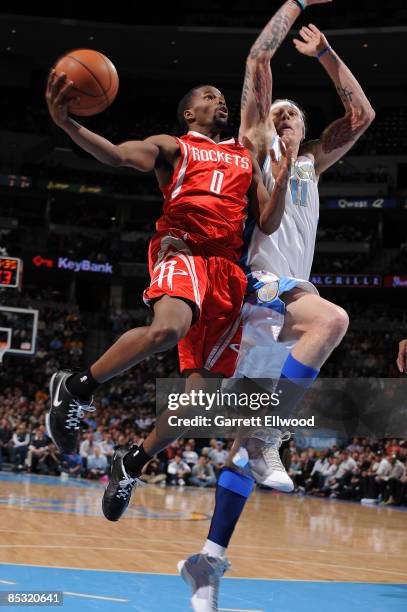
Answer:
317 46 331 59
293 0 305 10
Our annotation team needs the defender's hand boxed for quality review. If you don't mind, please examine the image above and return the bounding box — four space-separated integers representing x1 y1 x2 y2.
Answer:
270 140 292 186
293 23 329 57
45 69 75 127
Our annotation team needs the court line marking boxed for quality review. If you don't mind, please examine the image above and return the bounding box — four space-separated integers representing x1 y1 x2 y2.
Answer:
0 580 16 584
1 548 406 579
63 592 128 602
1 561 406 585
0 528 403 558
219 609 264 611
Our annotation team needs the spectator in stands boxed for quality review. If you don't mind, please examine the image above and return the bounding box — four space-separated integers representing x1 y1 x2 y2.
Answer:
386 439 402 456
380 454 405 504
189 456 216 488
389 464 407 506
0 417 12 470
99 432 115 464
139 458 167 485
167 454 191 486
94 424 105 443
316 456 340 496
28 427 49 473
328 450 358 498
347 438 362 453
61 451 82 478
86 446 108 479
304 449 330 493
79 432 100 469
360 451 390 503
182 442 199 470
37 443 61 475
288 453 304 490
135 408 154 431
9 424 30 471
208 440 228 475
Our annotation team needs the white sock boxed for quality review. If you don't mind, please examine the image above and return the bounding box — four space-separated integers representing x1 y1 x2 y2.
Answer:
202 539 226 558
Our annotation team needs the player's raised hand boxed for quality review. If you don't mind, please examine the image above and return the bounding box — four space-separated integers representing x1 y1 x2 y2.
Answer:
45 69 75 127
293 23 329 57
397 338 407 374
270 140 292 186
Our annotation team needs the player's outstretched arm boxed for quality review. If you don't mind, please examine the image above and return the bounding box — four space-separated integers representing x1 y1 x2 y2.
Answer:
249 145 292 235
45 70 172 172
397 339 407 374
294 24 375 176
239 0 331 159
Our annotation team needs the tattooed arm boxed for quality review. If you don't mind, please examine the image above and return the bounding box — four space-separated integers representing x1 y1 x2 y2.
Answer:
239 0 331 161
239 0 300 160
295 24 375 176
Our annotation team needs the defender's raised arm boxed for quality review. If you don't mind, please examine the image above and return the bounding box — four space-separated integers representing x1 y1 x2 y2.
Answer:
239 0 331 159
295 24 375 175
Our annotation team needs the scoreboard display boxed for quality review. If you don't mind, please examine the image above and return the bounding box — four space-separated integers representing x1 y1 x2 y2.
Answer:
0 257 23 289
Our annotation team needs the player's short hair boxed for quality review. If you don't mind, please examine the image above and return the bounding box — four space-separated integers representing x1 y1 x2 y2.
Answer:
177 85 216 132
270 98 307 140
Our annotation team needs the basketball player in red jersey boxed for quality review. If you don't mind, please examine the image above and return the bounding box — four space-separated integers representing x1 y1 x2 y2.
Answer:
45 73 291 520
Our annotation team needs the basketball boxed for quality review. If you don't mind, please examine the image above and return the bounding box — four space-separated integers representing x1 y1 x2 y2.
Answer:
53 49 119 116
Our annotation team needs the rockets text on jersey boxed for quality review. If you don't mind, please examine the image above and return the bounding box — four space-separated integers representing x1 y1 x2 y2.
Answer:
156 131 253 260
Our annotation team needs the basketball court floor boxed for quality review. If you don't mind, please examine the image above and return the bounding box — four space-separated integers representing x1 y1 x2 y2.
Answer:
0 472 406 611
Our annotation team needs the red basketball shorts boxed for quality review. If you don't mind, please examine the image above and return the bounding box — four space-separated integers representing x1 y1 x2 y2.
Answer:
143 232 246 376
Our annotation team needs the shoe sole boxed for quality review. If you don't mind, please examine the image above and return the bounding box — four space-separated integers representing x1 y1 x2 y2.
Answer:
178 561 201 612
250 468 294 492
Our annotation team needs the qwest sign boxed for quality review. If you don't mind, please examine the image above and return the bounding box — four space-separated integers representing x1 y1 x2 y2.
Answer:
325 198 396 209
32 255 113 274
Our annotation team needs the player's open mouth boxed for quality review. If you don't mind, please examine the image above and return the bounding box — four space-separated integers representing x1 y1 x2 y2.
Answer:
217 106 228 116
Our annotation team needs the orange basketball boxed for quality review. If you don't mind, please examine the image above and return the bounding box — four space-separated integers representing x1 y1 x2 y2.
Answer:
53 49 119 116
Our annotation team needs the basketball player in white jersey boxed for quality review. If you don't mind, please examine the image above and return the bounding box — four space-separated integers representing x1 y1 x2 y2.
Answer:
231 2 375 490
179 2 375 610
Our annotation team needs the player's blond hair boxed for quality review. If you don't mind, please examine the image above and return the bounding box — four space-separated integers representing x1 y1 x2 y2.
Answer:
270 98 307 140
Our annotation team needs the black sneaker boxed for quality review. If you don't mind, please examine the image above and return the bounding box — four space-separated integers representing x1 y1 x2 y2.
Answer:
46 370 95 454
102 445 145 521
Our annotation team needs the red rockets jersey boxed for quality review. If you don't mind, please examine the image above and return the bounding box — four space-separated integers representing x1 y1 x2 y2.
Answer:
157 131 253 261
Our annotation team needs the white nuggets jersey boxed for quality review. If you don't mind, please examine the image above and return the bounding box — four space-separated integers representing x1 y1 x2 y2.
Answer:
245 135 319 281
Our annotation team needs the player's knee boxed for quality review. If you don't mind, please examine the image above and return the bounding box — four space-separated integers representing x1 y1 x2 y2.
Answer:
318 306 349 345
147 323 186 351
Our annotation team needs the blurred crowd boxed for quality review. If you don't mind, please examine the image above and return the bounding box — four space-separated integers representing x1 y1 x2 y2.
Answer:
0 293 406 505
1 393 406 507
287 437 407 506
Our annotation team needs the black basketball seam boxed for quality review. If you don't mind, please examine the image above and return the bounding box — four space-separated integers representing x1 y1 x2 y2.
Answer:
66 53 110 107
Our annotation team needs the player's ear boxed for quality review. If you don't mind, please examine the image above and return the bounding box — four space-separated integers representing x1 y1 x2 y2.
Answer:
184 109 194 123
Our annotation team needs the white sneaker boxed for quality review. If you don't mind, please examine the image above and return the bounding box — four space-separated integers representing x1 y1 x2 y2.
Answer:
178 553 230 612
248 428 294 492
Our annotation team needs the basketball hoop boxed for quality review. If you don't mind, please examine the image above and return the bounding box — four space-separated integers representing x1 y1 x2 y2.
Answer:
0 327 11 364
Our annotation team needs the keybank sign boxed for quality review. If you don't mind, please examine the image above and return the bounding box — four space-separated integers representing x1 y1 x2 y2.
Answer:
32 255 113 274
58 257 113 273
